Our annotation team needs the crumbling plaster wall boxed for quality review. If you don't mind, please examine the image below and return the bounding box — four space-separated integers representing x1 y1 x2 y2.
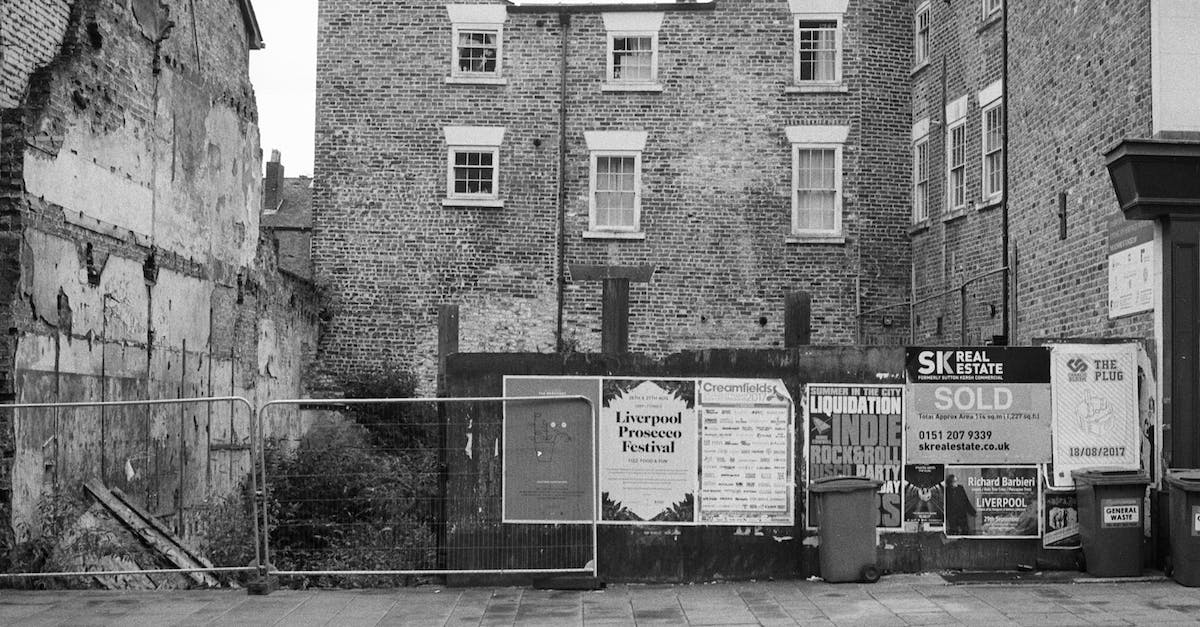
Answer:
1 0 318 547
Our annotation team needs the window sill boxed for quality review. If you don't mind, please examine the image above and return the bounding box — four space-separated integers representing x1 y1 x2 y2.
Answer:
941 208 968 223
977 12 1001 34
786 234 847 245
442 198 505 208
601 82 664 93
910 61 930 77
785 83 849 94
978 196 1002 211
445 76 507 86
909 220 931 235
583 230 646 241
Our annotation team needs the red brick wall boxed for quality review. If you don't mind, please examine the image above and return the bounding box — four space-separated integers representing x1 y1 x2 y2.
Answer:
909 0 1007 345
909 0 1155 347
1008 0 1154 343
313 0 912 391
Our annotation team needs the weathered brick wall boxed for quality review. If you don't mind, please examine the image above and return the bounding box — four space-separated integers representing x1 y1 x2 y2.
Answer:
314 0 912 392
909 1 1156 347
1008 0 1154 343
909 0 1006 345
0 0 73 109
1 0 319 548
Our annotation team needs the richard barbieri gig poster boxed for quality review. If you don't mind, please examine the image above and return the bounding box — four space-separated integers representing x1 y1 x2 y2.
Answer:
805 384 904 529
600 378 698 524
944 465 1041 539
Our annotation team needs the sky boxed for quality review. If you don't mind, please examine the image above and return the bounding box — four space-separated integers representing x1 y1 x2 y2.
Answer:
249 0 318 178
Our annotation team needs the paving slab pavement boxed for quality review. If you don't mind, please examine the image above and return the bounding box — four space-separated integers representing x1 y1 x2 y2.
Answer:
1 574 1200 626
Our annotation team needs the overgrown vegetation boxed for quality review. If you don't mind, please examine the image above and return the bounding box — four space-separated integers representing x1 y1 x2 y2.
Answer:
3 491 131 589
263 366 442 587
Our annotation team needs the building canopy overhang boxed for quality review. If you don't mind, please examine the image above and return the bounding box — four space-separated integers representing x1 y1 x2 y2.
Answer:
1105 139 1200 220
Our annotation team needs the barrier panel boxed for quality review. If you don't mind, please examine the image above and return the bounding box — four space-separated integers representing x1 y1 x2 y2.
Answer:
258 395 597 584
0 397 261 587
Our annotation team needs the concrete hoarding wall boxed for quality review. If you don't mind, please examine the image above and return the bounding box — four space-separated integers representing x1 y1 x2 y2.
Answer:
1 0 319 549
446 348 1081 583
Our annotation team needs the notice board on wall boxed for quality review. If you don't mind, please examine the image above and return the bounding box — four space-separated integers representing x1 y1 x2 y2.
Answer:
805 384 904 529
905 347 1052 465
502 376 794 526
1049 343 1141 488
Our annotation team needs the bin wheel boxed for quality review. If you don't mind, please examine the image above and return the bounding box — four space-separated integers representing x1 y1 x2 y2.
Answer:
860 565 881 583
1163 555 1174 578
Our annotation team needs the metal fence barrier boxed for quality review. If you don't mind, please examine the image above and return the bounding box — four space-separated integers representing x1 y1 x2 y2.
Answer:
257 395 598 583
0 396 262 586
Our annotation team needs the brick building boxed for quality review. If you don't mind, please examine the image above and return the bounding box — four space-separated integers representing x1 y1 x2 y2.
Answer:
906 0 1200 466
262 150 314 279
1 0 317 550
313 0 913 391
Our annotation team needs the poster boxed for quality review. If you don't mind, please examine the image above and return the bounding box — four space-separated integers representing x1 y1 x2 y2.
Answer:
600 378 698 524
502 377 597 523
806 384 904 528
944 465 1040 538
1042 488 1080 549
1106 214 1154 319
905 347 1052 464
903 463 945 528
1049 344 1140 488
697 379 794 525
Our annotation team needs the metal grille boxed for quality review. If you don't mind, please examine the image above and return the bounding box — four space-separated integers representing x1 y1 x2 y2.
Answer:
258 396 598 583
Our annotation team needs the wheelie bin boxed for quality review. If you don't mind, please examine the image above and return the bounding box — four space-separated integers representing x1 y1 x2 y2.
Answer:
1072 468 1150 577
809 476 883 583
1164 469 1200 586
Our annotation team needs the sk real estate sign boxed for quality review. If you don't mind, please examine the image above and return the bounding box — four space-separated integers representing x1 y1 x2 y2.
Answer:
905 347 1052 464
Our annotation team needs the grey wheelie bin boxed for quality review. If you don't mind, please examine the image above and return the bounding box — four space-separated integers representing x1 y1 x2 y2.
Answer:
810 476 883 583
1164 469 1200 586
1072 468 1150 577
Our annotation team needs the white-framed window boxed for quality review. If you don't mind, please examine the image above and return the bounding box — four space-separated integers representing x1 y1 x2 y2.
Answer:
788 0 847 90
914 2 931 67
443 126 505 207
794 17 841 84
913 139 930 224
446 5 507 84
983 0 1002 19
584 131 648 238
946 122 966 211
944 95 968 212
602 12 664 91
786 125 849 240
978 80 1004 203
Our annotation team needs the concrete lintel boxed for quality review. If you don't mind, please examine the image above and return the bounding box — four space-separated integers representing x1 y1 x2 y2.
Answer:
569 264 655 282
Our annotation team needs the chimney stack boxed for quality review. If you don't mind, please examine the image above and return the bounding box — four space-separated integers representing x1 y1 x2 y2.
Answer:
264 150 284 213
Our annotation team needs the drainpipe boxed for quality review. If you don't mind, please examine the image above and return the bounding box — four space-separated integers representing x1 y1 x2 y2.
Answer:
555 12 570 352
1000 0 1011 343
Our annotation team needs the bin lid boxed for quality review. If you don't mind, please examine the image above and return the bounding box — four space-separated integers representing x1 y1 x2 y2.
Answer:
1071 467 1150 486
1165 469 1200 490
810 475 883 493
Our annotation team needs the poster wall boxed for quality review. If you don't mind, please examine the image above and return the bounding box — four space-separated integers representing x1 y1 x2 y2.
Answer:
805 384 904 528
1049 344 1141 488
503 376 795 526
697 379 794 525
944 465 1041 538
905 347 1052 464
502 377 598 523
600 379 699 524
